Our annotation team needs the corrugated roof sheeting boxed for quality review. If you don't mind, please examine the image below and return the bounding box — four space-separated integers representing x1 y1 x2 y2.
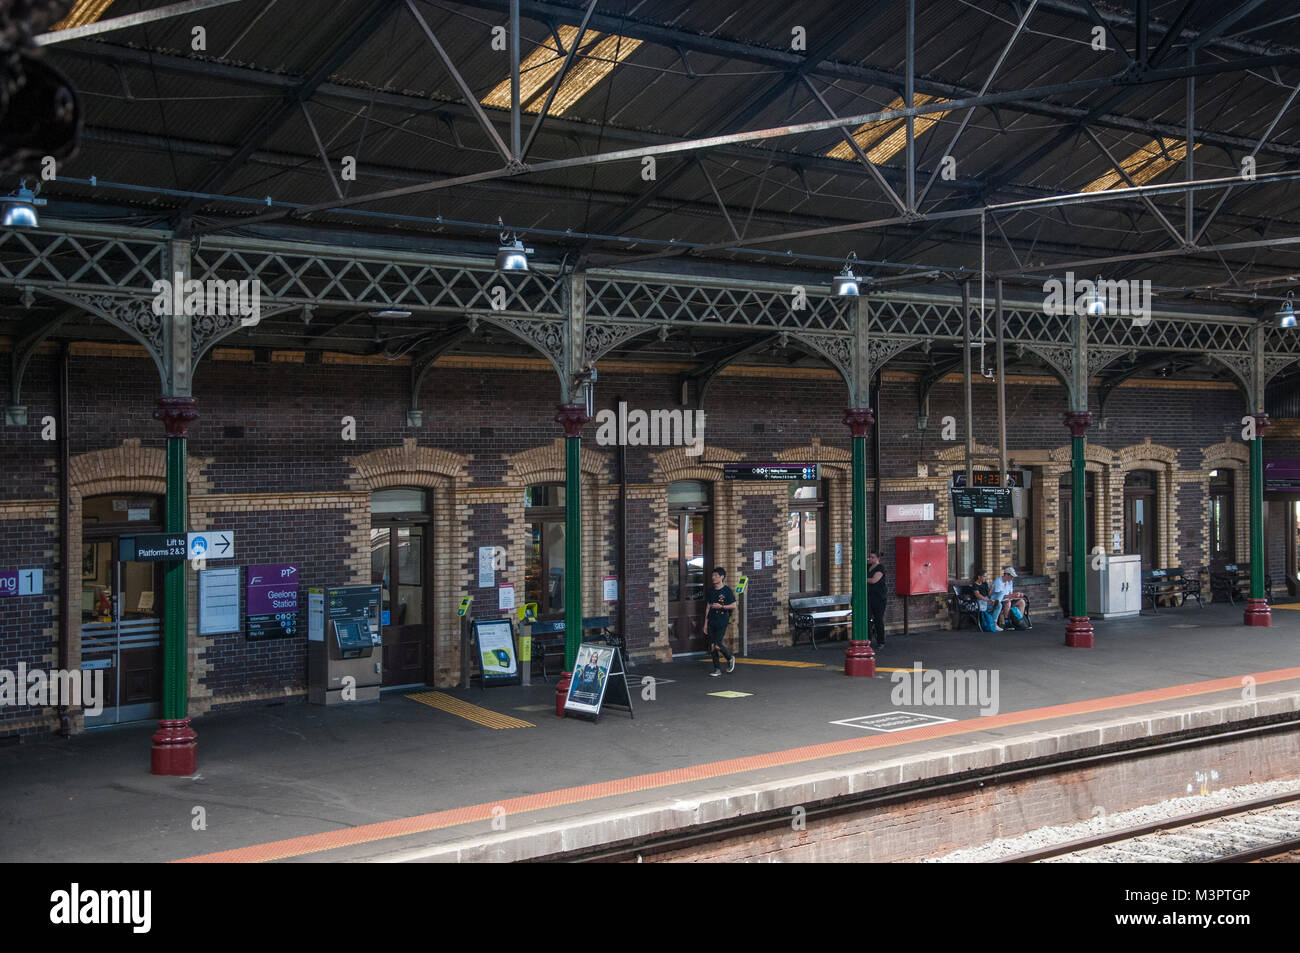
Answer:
16 0 1299 301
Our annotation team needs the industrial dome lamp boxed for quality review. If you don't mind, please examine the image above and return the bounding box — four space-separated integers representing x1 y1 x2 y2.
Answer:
3 181 45 228
1086 275 1106 315
831 251 862 296
495 218 533 272
1276 291 1297 329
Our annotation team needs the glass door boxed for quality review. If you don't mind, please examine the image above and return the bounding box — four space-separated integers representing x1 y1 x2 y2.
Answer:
666 481 711 655
80 496 164 727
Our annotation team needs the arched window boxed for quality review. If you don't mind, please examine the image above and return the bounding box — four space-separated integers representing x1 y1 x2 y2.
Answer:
788 479 827 597
525 484 566 619
1124 470 1158 569
1209 469 1236 562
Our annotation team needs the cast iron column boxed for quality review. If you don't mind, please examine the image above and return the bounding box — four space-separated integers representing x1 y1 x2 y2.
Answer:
554 403 589 714
152 397 199 774
1064 411 1094 648
1244 413 1272 626
844 408 876 676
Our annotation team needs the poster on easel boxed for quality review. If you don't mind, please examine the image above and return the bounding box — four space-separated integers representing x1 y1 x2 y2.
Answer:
473 618 520 687
563 642 634 721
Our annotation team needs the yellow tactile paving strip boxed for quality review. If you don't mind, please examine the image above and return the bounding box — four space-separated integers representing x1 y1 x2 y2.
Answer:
702 657 824 668
173 666 1300 864
405 692 535 730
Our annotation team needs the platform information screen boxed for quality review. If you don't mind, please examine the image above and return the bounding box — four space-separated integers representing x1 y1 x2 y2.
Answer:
950 487 1014 517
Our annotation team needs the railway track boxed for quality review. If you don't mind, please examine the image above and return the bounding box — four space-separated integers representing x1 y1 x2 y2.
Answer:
556 717 1300 863
999 791 1300 863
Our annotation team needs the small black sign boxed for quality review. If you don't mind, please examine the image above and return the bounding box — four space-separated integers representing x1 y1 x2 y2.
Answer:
951 469 1030 488
723 463 819 481
951 487 1014 517
118 534 187 561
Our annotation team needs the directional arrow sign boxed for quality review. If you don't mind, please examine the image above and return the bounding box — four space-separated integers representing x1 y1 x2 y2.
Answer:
188 531 235 560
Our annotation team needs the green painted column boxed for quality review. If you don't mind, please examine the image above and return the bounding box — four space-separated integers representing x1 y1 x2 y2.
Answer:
1064 412 1094 647
843 408 875 676
553 404 589 714
564 424 583 669
151 396 199 773
163 434 187 718
1244 413 1272 626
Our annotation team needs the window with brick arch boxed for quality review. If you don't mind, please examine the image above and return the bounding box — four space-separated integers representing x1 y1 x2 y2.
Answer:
1124 469 1159 570
1209 469 1236 563
524 484 565 620
788 479 828 597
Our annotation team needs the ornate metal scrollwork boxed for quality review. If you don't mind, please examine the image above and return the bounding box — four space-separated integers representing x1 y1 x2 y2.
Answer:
584 322 659 365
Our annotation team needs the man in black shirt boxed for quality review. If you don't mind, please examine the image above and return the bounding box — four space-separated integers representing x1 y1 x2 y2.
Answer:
705 567 737 676
867 551 888 647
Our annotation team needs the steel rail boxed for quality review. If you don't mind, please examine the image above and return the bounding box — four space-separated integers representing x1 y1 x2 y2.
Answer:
999 789 1300 863
545 716 1300 863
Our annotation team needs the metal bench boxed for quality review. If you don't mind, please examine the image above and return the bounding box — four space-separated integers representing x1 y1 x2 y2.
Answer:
789 594 852 649
1140 568 1204 612
527 616 626 681
1210 563 1272 606
949 583 1033 631
949 584 983 630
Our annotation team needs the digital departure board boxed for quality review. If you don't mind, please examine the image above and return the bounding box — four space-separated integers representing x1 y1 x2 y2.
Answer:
950 487 1015 517
723 464 819 481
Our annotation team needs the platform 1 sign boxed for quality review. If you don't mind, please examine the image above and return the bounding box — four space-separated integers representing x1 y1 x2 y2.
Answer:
0 569 42 597
723 463 819 481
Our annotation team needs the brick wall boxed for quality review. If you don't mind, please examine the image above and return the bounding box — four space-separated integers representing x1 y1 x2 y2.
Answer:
2 340 1297 736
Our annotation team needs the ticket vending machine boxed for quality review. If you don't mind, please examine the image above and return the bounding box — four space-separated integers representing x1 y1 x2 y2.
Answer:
308 584 382 705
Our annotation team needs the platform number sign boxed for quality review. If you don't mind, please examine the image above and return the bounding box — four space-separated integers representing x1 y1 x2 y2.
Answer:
0 569 42 597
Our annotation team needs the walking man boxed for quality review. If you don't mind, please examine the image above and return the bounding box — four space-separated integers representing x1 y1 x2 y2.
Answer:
706 566 737 676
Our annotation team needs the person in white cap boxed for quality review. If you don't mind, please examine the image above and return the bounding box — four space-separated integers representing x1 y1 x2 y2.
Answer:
991 566 1027 628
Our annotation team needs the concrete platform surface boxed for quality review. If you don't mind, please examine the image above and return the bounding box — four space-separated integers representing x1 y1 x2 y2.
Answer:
2 602 1298 862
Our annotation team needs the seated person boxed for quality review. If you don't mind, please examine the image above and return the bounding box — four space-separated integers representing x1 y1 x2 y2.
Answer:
971 569 1002 632
991 566 1027 627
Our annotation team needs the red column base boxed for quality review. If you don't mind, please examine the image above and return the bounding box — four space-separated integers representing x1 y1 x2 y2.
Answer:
1244 599 1272 627
150 718 198 776
1064 616 1095 648
555 670 572 717
844 639 876 677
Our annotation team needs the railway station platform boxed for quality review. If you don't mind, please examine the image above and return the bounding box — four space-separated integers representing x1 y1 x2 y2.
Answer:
3 602 1299 863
